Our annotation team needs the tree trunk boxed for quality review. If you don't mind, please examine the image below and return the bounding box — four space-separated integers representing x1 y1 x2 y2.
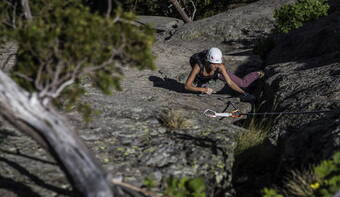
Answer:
169 0 193 23
0 70 146 197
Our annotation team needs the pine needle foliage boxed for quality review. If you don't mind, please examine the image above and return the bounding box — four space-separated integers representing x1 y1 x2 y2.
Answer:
0 0 155 119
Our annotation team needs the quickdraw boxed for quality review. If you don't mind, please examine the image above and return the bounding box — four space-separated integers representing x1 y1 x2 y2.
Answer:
204 109 241 118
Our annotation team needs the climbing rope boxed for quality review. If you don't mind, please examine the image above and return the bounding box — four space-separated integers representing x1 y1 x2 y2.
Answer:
204 109 335 118
204 101 336 118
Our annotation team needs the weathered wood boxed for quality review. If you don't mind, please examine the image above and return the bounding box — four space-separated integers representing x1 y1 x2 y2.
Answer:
0 70 113 196
169 0 193 23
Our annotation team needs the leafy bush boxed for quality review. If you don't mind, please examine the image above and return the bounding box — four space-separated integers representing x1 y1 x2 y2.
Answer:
274 0 330 33
313 152 340 196
262 188 284 197
164 177 206 197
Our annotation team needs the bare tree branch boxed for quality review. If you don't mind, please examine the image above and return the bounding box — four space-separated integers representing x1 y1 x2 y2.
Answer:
112 180 161 197
190 0 196 21
168 0 192 23
21 0 33 20
35 64 44 91
106 0 112 18
12 1 17 28
13 72 34 82
118 18 142 26
0 70 114 196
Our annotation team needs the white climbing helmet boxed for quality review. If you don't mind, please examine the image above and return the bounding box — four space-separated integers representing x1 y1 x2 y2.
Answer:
207 47 223 64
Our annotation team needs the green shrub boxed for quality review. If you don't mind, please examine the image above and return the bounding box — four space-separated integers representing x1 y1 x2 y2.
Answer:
262 152 340 197
274 0 330 33
262 188 284 197
313 152 340 196
164 177 206 197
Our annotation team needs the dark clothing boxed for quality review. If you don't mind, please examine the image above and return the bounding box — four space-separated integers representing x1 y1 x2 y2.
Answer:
189 50 260 88
189 50 208 70
190 50 218 86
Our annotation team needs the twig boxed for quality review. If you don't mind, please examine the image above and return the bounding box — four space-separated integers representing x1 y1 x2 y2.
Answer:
12 1 17 28
106 0 112 18
13 72 34 82
118 18 141 26
50 60 65 94
190 0 196 21
112 180 162 197
113 15 120 23
35 64 44 91
50 79 74 99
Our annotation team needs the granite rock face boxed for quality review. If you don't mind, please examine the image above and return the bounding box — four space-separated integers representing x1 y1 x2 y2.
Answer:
263 0 340 168
0 30 259 197
5 0 334 195
169 0 297 42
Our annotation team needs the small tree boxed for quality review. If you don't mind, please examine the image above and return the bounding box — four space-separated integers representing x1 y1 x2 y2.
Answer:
0 0 155 196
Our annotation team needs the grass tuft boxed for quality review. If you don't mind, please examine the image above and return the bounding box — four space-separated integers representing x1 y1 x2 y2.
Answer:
283 168 318 197
159 109 193 130
235 119 270 155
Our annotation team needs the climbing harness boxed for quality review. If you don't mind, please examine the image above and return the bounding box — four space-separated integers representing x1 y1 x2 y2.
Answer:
204 101 335 118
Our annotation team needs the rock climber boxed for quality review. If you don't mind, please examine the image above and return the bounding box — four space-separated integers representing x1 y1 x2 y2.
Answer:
184 47 264 101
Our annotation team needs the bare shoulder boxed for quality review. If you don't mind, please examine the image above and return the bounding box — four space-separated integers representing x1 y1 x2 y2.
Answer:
192 64 201 72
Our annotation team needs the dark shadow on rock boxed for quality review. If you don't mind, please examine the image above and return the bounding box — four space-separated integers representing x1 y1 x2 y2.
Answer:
0 157 74 196
0 175 41 197
233 109 340 197
294 53 340 72
149 76 192 93
222 38 257 50
276 108 340 170
0 128 17 139
215 85 242 97
0 149 57 166
169 132 227 156
234 59 264 78
225 49 254 57
232 139 280 197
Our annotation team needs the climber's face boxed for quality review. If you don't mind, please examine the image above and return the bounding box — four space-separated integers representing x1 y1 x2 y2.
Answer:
209 63 219 71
